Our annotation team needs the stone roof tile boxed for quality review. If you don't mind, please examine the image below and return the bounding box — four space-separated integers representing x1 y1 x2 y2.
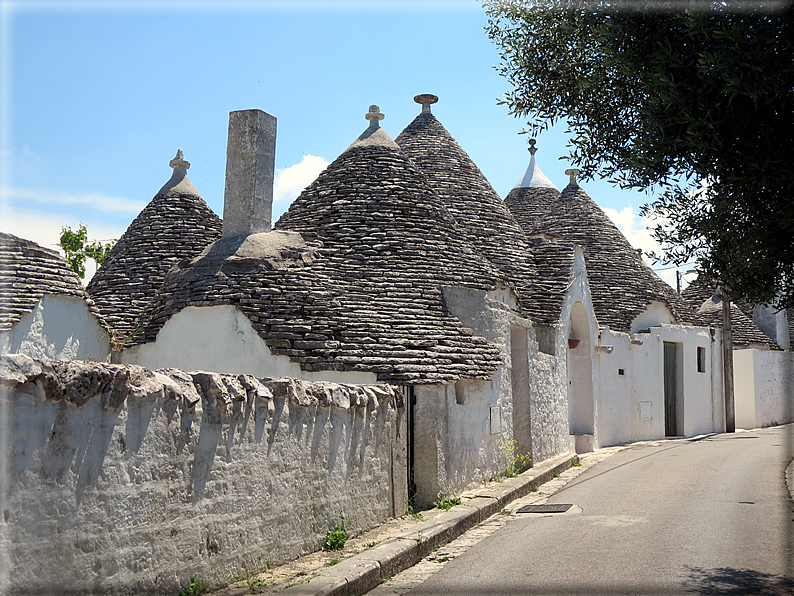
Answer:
130 120 504 383
506 180 701 333
86 152 222 337
395 110 541 317
528 240 578 324
0 232 109 333
682 279 782 349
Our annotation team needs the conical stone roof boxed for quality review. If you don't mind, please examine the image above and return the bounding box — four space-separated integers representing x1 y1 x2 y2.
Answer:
86 151 222 337
529 240 580 325
504 143 563 241
395 96 539 317
682 279 781 349
133 107 503 384
0 232 108 333
275 105 503 383
507 172 699 333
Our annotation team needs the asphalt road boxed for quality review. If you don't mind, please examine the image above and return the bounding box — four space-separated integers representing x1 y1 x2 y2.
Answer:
398 426 794 595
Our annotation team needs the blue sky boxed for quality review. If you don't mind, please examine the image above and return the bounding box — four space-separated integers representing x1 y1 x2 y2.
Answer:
0 0 687 287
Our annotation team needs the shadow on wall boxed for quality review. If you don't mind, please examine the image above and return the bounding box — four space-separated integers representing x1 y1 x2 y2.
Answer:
1 357 399 509
5 391 124 508
0 355 404 595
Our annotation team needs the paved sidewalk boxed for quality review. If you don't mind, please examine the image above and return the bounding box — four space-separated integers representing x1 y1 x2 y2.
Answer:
212 447 625 596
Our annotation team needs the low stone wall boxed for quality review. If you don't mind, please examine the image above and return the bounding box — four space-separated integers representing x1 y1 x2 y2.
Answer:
0 354 406 595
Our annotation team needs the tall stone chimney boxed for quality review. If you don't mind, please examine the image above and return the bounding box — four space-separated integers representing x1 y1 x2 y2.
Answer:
222 109 277 237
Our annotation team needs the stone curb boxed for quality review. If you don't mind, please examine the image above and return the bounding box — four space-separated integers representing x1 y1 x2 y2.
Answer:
280 452 579 596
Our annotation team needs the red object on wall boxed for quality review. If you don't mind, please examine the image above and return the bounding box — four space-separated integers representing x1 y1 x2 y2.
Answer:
568 339 581 349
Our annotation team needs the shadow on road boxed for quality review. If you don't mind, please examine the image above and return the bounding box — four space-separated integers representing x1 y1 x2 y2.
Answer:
684 566 794 595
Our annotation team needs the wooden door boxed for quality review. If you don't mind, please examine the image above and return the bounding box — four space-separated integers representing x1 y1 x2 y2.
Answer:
663 342 677 436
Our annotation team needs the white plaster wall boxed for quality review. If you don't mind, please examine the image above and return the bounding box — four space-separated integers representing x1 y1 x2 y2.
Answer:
0 295 109 362
752 305 790 350
594 329 634 447
734 349 794 429
734 349 757 428
598 324 717 444
630 301 676 334
0 371 402 595
121 305 377 384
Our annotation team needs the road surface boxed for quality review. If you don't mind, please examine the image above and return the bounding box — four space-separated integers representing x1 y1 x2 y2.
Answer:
372 425 794 595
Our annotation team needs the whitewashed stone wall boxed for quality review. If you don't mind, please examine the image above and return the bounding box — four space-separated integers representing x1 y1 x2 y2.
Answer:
596 323 719 445
734 349 794 429
0 295 110 362
529 249 593 461
411 281 579 507
0 355 405 595
411 286 517 507
413 380 504 507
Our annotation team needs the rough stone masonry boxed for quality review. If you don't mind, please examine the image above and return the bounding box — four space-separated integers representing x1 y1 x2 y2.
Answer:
0 354 407 595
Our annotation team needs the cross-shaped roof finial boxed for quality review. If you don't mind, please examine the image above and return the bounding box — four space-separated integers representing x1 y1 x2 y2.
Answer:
528 139 538 156
565 168 581 186
169 149 190 170
365 105 385 125
414 94 439 114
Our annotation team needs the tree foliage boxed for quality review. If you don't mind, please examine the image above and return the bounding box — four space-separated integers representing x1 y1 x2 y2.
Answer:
484 0 794 307
59 224 114 279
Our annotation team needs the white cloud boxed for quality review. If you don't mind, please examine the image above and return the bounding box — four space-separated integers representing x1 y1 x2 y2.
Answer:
0 186 145 214
604 205 661 256
0 205 128 285
273 155 328 203
603 204 680 289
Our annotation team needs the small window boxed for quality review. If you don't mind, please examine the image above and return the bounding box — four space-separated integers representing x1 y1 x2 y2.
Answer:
697 347 706 373
618 368 625 376
536 326 556 355
455 380 466 404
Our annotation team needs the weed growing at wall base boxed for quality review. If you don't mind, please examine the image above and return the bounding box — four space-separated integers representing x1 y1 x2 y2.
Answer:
247 577 270 589
323 513 351 551
499 438 531 478
433 495 462 511
407 504 423 520
179 577 207 596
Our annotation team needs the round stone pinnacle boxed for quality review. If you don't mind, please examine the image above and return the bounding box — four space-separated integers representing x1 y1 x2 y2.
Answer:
414 94 438 114
528 139 538 156
169 149 190 170
565 168 581 185
365 105 385 122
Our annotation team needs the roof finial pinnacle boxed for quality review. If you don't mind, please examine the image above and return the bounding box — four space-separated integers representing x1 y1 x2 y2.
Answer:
365 105 385 125
565 168 581 187
169 149 190 170
528 139 538 156
414 94 439 114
